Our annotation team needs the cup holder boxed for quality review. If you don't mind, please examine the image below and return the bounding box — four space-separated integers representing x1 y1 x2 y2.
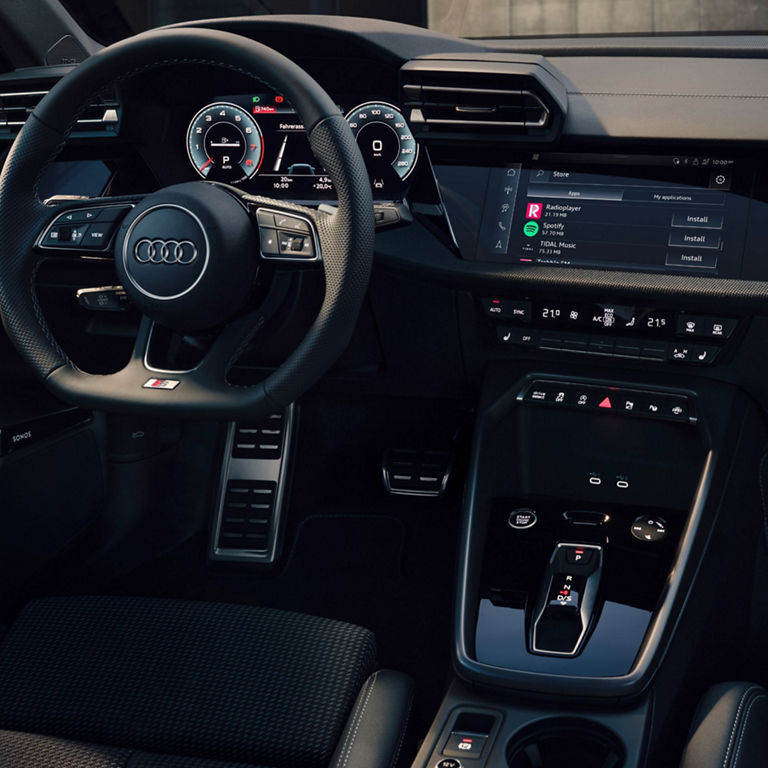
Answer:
506 717 625 768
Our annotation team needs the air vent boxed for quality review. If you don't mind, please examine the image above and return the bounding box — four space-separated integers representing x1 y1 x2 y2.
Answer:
404 81 548 130
0 85 120 139
401 58 565 141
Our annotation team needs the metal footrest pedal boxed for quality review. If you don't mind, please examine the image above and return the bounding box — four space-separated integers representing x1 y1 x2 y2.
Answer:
382 448 452 497
210 405 294 563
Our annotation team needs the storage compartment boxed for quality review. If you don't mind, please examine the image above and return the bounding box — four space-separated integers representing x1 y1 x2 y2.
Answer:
506 718 625 768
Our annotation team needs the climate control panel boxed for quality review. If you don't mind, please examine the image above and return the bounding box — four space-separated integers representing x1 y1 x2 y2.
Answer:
481 297 742 366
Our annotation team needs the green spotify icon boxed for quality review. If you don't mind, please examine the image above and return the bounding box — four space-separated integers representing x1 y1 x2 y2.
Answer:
523 221 539 237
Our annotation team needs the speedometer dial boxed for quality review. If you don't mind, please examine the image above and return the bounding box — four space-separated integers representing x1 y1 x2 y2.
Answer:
187 102 264 185
345 102 418 194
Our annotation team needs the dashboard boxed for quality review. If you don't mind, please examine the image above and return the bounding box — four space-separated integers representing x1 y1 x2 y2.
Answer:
2 15 767 766
11 16 768 318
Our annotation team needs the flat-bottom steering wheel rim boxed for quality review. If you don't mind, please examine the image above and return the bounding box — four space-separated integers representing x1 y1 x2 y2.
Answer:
0 27 374 418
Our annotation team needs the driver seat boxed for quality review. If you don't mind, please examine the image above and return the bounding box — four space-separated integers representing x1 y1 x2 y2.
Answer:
0 596 413 768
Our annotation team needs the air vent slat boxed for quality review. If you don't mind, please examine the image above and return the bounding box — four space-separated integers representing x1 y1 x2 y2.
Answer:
0 83 121 139
427 118 527 127
421 85 524 97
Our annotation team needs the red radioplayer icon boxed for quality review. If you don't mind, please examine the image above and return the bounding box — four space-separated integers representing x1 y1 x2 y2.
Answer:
526 202 543 219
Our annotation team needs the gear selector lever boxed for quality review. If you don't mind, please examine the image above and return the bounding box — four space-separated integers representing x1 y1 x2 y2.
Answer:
530 542 603 656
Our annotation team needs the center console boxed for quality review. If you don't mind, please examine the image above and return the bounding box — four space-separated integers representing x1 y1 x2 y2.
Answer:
395 91 768 768
456 368 710 697
410 362 766 768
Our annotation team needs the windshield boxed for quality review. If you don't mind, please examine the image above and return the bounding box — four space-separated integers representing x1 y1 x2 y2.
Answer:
429 0 768 38
61 0 768 44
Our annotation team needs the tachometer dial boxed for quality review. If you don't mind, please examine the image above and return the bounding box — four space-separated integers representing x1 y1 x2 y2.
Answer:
187 102 264 184
345 102 418 194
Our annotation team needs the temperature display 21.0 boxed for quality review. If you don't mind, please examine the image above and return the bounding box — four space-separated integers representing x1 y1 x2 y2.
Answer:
534 302 673 335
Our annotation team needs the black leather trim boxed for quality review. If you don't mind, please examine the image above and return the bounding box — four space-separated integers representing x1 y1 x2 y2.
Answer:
329 670 415 768
681 683 768 768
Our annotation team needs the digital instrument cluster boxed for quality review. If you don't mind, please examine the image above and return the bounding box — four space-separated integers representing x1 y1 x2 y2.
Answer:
186 92 418 201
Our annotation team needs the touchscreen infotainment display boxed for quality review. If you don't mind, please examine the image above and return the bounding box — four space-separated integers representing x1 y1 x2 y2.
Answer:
434 153 753 279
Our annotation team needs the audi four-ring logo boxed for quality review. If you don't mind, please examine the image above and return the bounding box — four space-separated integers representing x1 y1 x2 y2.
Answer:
133 238 198 265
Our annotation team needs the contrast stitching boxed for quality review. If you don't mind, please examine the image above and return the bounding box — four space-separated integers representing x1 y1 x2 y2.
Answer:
723 686 762 768
390 689 414 768
340 671 378 768
333 675 371 768
731 691 767 767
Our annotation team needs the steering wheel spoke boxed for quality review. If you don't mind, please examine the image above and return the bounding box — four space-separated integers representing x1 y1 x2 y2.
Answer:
35 197 141 256
243 196 325 265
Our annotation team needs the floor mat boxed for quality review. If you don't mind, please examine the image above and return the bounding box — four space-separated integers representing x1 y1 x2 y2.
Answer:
198 509 454 760
199 514 407 628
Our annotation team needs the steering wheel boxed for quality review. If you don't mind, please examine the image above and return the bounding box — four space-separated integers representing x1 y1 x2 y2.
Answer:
0 28 374 418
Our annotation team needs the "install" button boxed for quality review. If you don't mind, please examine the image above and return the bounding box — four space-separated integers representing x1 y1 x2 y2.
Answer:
665 250 718 269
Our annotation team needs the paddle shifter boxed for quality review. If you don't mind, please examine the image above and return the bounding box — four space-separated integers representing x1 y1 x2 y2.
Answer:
530 542 603 657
